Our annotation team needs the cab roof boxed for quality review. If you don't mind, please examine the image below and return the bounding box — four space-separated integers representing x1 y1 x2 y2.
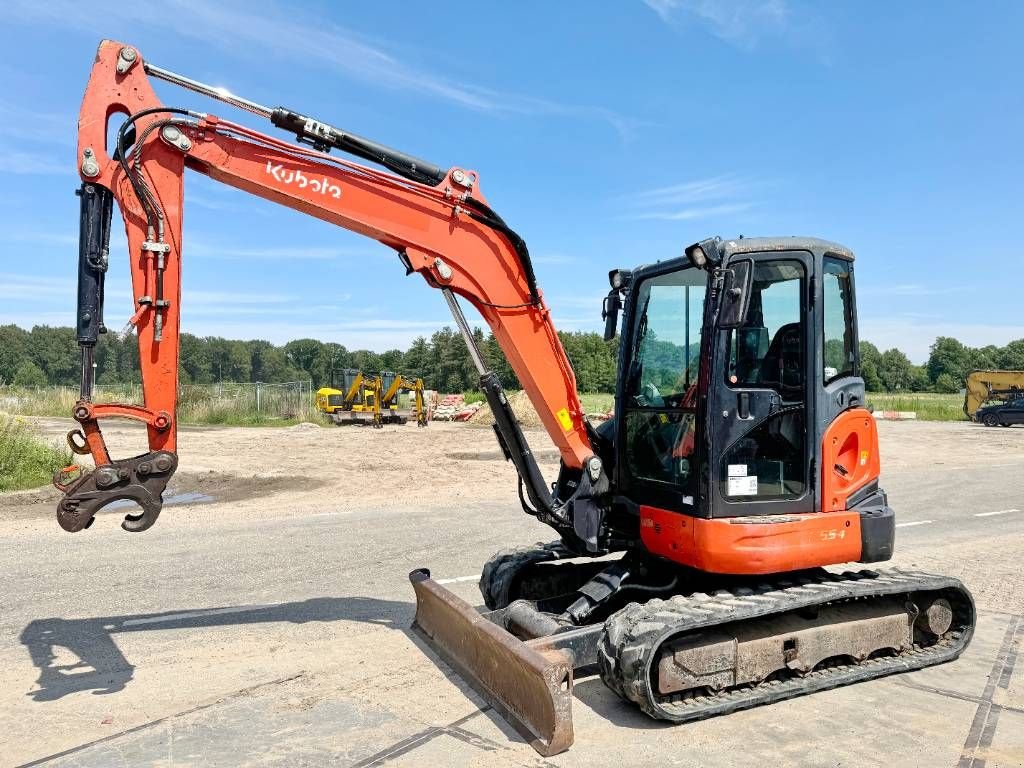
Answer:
718 236 854 261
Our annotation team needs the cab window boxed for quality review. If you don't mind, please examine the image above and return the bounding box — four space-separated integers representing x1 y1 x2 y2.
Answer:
725 260 804 400
622 268 706 487
822 257 856 383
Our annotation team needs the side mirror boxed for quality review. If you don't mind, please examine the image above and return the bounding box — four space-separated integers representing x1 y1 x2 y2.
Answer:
718 259 753 329
602 290 622 341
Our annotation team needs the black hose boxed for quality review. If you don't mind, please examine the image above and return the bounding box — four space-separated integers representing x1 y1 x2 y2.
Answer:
115 107 193 232
462 196 540 305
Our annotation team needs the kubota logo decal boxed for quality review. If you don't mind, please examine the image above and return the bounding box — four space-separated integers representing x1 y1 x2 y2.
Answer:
265 162 341 199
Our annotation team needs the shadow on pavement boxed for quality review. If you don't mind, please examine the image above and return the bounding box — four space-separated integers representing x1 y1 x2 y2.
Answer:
20 596 413 702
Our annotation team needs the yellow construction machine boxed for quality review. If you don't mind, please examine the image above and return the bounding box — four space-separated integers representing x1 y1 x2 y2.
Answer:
963 370 1024 421
380 372 429 426
316 369 384 427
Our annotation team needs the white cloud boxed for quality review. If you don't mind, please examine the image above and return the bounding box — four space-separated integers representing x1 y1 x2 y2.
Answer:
623 174 757 221
8 0 639 138
628 202 753 221
644 0 790 47
631 175 746 206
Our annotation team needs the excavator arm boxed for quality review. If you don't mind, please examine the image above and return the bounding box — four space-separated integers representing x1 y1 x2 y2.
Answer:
963 369 1024 420
59 41 606 540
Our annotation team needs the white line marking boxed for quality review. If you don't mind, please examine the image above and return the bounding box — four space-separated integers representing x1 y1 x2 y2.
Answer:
123 604 274 627
975 508 1020 517
895 520 934 528
435 574 481 585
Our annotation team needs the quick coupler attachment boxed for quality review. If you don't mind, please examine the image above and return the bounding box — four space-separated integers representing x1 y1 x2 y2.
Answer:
55 451 177 533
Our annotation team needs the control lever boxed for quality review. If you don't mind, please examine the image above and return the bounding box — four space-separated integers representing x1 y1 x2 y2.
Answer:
738 392 751 420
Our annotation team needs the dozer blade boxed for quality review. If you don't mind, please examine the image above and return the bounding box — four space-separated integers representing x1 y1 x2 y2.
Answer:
409 569 574 757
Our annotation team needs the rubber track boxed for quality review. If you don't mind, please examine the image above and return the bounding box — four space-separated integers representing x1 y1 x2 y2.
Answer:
478 541 573 610
597 568 975 722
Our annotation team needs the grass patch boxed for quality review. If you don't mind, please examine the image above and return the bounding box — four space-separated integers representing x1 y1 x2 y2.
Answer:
0 384 315 428
865 392 965 421
0 415 73 491
579 392 614 414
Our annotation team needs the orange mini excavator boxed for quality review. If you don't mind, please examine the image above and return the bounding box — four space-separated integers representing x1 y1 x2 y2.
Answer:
58 41 974 756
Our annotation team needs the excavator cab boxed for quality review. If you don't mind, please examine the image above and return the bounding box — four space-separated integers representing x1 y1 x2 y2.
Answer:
609 237 881 547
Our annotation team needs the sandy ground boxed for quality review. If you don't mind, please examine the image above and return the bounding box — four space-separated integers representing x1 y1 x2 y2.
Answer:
8 416 1020 526
1 418 1023 767
1 419 563 528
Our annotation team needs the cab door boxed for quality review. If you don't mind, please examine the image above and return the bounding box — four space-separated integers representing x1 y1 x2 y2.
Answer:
705 250 815 518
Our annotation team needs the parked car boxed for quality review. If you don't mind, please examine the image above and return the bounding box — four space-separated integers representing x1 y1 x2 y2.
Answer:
976 397 1024 426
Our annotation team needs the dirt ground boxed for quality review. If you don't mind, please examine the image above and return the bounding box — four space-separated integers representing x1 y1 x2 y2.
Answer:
2 418 562 527
5 416 1022 531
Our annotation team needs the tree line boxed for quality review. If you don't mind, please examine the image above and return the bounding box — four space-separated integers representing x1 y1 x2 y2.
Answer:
0 324 618 393
1 323 1021 395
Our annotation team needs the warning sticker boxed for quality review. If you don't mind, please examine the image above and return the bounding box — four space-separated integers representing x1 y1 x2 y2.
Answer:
728 475 758 496
555 408 573 431
727 464 748 477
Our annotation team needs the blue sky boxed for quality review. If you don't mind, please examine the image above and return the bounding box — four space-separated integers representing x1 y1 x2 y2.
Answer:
1 1 1021 363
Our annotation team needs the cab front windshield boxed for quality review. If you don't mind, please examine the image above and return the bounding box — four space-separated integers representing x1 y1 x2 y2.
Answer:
623 266 707 488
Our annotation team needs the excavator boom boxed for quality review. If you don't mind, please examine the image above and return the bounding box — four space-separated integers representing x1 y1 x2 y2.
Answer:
63 40 604 538
963 369 1024 419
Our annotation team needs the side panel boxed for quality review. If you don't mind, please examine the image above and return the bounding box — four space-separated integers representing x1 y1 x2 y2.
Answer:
821 408 880 512
639 505 861 574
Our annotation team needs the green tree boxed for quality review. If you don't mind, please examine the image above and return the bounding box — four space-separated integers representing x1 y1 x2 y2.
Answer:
996 339 1024 370
879 348 914 391
483 333 519 389
314 342 350 386
28 326 78 385
180 333 214 383
860 360 883 392
934 372 960 393
13 360 47 386
0 325 31 384
206 338 251 382
283 338 324 380
927 336 970 386
402 336 432 382
859 341 882 371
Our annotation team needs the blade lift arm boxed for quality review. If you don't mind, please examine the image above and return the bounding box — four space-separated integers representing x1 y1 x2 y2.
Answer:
61 41 606 546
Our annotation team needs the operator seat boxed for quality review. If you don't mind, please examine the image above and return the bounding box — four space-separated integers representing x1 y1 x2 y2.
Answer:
759 322 803 400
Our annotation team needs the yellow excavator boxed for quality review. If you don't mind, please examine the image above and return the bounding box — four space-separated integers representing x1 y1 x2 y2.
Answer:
963 370 1024 421
316 369 384 427
380 372 428 426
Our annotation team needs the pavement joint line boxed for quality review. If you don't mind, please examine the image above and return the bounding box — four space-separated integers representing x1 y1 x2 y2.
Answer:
892 678 1024 716
974 509 1020 517
895 520 934 528
349 708 496 767
436 574 482 585
16 672 305 768
958 615 1021 768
